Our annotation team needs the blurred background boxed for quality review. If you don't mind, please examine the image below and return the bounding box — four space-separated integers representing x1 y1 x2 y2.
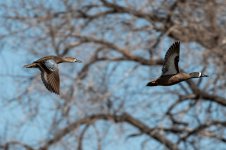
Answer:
0 0 226 150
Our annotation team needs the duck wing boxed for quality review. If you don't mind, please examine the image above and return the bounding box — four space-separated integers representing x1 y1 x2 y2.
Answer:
39 59 60 94
41 69 60 95
161 41 180 76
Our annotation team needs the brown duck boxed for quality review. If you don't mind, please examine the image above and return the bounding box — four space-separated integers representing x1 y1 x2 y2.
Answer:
147 41 208 86
24 56 82 94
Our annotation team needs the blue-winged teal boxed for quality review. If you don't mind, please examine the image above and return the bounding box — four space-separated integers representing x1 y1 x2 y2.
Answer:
24 56 82 94
147 41 208 86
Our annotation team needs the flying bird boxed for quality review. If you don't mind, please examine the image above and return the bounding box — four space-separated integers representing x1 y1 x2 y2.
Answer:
147 41 208 86
24 56 82 94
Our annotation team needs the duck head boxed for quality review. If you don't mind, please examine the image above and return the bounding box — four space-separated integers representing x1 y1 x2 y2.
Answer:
63 57 82 63
189 72 208 78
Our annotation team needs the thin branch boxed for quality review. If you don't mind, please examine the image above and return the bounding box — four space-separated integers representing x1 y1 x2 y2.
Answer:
40 113 179 150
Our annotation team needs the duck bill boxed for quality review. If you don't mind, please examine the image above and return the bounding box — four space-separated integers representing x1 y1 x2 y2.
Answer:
75 59 82 63
202 74 208 77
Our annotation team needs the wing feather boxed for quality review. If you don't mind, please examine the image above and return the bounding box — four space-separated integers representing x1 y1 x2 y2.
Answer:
41 70 60 94
161 41 180 76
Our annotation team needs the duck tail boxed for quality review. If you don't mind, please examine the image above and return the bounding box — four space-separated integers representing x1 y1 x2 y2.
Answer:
23 63 37 68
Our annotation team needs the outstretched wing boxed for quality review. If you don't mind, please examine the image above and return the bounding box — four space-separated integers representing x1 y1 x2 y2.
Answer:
41 70 60 94
161 41 180 76
38 60 60 94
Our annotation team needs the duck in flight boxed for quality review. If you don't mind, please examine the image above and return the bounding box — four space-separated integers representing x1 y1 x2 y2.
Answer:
24 56 82 95
147 41 208 86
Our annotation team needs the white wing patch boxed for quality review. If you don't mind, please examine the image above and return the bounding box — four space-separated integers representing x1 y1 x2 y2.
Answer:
44 59 58 72
162 53 178 75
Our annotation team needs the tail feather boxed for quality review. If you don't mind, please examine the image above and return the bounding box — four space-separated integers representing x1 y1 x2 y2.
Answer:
24 63 37 68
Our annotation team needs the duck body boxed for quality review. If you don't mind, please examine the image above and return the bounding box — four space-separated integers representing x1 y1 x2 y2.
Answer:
147 72 207 86
147 42 208 86
148 73 189 86
24 56 82 95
